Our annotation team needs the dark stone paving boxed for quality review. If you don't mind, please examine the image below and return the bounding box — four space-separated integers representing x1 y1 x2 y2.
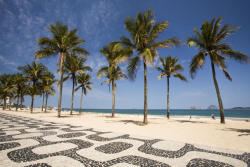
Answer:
0 113 249 167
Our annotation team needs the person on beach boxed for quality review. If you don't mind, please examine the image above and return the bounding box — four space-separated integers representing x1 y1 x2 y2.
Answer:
211 114 215 120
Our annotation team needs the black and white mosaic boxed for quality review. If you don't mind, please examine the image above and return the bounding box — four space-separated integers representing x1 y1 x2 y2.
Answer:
0 113 249 167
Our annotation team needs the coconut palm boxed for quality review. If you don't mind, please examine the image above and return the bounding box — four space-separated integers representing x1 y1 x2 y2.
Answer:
98 42 131 117
97 66 127 117
156 56 187 119
75 73 93 114
35 21 89 117
120 8 182 124
13 73 28 111
187 17 248 123
18 61 47 113
63 53 92 115
0 74 16 110
41 72 56 112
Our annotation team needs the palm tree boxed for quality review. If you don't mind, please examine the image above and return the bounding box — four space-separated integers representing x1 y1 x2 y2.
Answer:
75 73 93 114
41 72 56 112
13 73 28 111
0 74 16 110
35 21 89 117
18 61 47 113
156 56 187 119
64 53 92 115
187 17 248 123
98 66 127 117
120 8 182 124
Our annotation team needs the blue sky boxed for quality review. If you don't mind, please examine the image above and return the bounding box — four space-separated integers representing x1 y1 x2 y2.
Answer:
0 0 250 109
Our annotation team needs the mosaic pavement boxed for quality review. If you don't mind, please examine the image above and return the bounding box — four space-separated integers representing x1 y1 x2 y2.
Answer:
0 113 249 167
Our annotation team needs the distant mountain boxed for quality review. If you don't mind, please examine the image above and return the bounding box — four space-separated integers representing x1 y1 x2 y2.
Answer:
207 105 218 110
231 107 250 110
190 106 202 110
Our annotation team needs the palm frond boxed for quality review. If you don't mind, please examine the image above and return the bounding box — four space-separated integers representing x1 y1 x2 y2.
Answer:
189 52 205 79
127 56 140 80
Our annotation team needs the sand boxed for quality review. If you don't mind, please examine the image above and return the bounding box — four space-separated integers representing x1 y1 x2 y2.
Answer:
0 108 249 152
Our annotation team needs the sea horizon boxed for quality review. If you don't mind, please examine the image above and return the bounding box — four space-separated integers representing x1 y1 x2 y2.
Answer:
62 108 250 118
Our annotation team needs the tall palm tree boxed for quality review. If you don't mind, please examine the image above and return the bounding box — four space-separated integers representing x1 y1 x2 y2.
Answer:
97 66 127 117
13 73 28 111
35 21 89 117
64 53 92 115
120 8 182 124
75 73 93 114
187 17 248 123
18 61 47 113
41 72 56 112
156 56 187 119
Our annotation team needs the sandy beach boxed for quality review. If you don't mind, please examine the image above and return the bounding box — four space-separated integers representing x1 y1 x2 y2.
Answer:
1 108 249 152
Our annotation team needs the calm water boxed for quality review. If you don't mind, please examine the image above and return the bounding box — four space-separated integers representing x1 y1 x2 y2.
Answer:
62 108 250 118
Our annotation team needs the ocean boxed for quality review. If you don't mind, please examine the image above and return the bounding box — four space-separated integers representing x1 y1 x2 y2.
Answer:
62 108 250 118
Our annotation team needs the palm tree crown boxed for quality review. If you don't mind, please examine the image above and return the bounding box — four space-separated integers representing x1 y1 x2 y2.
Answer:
187 17 248 123
100 42 132 69
156 56 187 81
187 17 248 79
97 66 128 89
76 73 93 96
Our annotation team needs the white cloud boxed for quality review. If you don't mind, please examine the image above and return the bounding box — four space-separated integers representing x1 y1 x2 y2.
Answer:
0 55 18 67
81 0 120 49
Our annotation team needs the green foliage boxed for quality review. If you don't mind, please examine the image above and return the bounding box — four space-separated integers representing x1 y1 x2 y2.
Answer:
121 8 183 80
98 66 127 92
0 74 16 100
35 21 89 61
75 73 93 95
18 61 48 96
155 56 187 81
63 53 92 83
187 17 249 80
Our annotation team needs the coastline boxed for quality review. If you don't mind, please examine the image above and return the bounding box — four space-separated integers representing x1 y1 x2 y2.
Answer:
1 108 250 152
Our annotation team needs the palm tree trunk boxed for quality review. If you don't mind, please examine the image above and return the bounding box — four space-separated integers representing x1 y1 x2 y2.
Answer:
210 60 225 123
30 95 34 113
58 52 65 118
112 80 115 117
3 97 6 110
143 62 148 124
79 88 83 114
70 77 75 115
167 77 170 119
42 92 44 111
20 95 23 109
16 94 19 111
45 93 48 113
9 98 12 110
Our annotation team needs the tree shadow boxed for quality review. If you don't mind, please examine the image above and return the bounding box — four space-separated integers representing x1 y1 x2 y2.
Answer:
223 128 250 136
97 115 115 118
174 120 206 124
107 119 146 126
